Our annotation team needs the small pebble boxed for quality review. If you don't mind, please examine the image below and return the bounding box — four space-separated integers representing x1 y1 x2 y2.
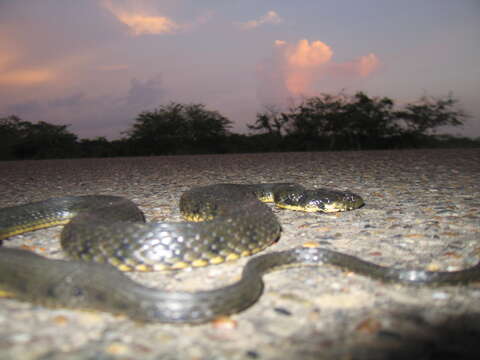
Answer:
273 307 292 316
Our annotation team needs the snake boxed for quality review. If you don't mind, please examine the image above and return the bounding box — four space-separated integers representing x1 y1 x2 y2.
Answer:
0 183 479 324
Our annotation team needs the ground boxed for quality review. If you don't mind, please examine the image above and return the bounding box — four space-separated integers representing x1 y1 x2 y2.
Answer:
0 149 479 359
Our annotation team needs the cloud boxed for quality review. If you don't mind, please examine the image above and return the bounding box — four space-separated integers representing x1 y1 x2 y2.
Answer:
0 32 95 89
257 39 380 100
0 39 54 86
4 74 165 139
0 68 54 87
101 0 212 36
47 92 86 107
329 53 380 78
284 39 333 68
238 10 283 30
6 100 42 115
101 0 181 35
123 73 164 108
357 53 380 77
0 51 96 88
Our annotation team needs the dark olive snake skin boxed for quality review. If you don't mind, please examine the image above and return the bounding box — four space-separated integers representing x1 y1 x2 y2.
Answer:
0 183 479 323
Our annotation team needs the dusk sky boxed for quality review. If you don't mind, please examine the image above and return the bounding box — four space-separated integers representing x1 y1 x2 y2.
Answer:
1 1 479 140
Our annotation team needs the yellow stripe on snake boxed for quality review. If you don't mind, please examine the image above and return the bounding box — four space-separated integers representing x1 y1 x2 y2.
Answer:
0 183 479 323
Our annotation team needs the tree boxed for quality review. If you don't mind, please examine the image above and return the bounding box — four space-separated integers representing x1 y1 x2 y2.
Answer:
248 94 353 150
248 91 468 151
16 121 78 159
288 93 350 149
247 105 291 151
125 102 232 155
342 92 398 149
248 105 290 136
0 116 78 159
0 115 28 159
79 137 114 158
395 93 467 135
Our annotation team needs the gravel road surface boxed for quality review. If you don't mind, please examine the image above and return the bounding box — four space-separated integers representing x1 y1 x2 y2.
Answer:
1 149 479 359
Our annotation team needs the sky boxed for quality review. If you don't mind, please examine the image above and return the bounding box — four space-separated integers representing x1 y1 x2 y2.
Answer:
1 0 479 140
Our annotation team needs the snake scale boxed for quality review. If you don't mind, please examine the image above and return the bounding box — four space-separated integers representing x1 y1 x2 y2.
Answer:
0 183 479 323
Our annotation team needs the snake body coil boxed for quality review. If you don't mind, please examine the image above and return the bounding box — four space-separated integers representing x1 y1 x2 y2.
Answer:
0 183 479 323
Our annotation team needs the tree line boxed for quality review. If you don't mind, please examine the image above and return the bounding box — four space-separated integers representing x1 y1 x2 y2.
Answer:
0 92 477 160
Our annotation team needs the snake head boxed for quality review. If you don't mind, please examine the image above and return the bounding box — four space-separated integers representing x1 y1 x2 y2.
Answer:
274 187 364 213
313 189 365 212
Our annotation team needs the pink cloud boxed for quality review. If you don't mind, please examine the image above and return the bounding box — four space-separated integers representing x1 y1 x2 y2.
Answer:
0 68 54 86
329 53 380 78
358 53 380 77
0 44 55 87
101 0 180 35
258 39 380 99
101 0 212 36
284 39 333 68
